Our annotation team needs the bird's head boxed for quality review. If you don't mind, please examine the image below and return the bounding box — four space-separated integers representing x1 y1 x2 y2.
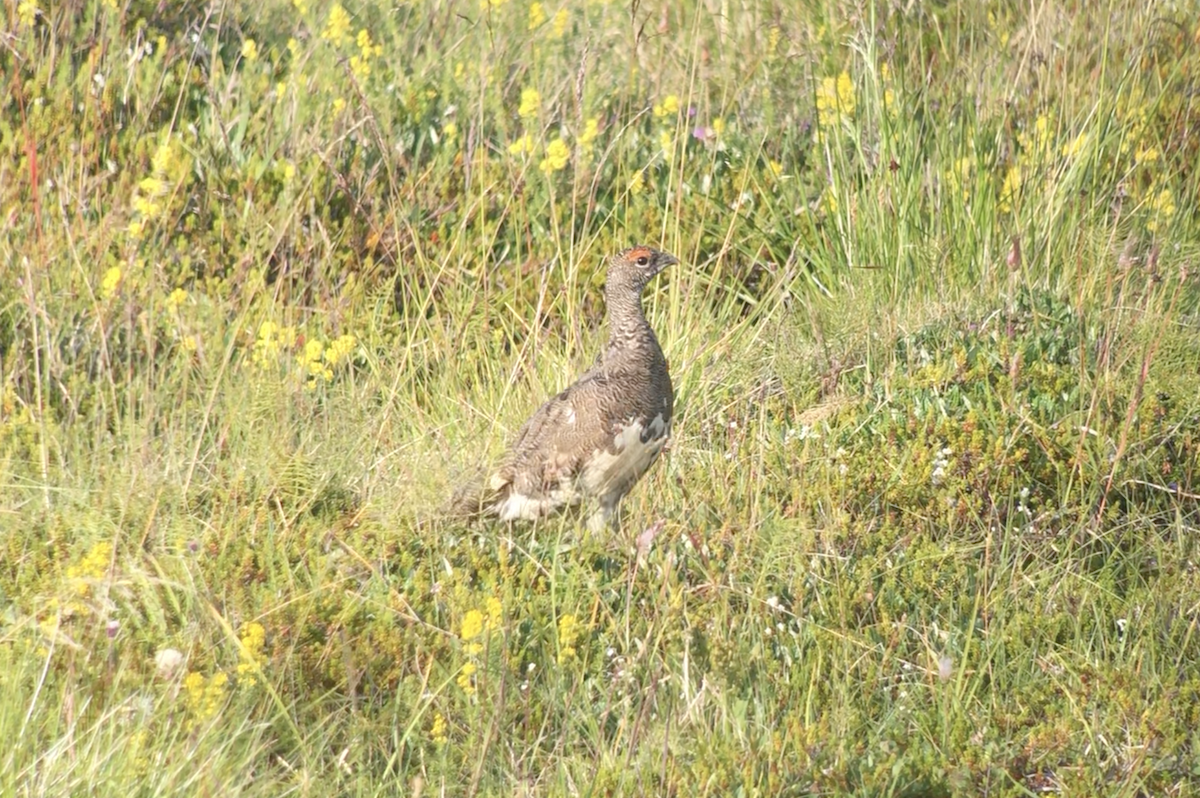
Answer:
608 245 679 293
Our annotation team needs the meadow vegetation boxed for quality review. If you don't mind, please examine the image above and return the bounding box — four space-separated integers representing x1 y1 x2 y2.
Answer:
2 0 1199 794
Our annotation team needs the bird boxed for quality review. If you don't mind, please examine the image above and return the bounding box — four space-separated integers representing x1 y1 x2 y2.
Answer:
450 245 678 532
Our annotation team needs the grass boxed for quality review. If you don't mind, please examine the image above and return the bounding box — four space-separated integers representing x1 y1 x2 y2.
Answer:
2 0 1200 795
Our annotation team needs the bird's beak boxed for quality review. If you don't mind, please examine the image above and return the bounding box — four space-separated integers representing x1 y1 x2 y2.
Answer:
660 253 679 269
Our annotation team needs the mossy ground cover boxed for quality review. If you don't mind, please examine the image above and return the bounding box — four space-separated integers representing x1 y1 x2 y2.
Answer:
2 0 1199 795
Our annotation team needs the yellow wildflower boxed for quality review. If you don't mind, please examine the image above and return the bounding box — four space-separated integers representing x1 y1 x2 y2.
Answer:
151 139 174 175
138 176 164 196
166 288 188 309
1034 114 1050 142
131 156 161 217
461 609 484 641
1147 187 1176 232
301 338 332 384
443 121 458 142
65 540 113 596
815 71 855 127
324 333 357 367
508 133 535 155
766 26 781 57
485 596 503 631
457 661 477 694
350 56 370 80
539 137 570 173
183 672 205 707
879 62 897 114
988 11 1011 47
659 129 672 154
101 267 123 298
257 321 278 346
1135 144 1159 164
461 608 485 655
236 622 267 686
79 541 113 576
1060 131 1088 159
332 96 346 113
241 39 259 61
349 29 383 80
577 117 599 152
711 117 725 136
820 186 838 215
653 94 680 118
556 613 581 664
999 165 1021 213
528 1 546 29
292 0 308 13
17 0 38 26
287 37 300 57
518 87 540 119
628 170 644 195
815 77 838 126
184 671 229 721
128 134 188 238
321 3 352 45
552 8 568 37
132 194 160 218
1017 114 1053 163
948 155 974 202
430 712 448 745
208 673 229 709
836 72 855 112
252 321 297 368
124 729 150 777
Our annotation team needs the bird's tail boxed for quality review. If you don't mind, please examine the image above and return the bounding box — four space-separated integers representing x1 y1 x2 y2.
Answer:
442 471 493 521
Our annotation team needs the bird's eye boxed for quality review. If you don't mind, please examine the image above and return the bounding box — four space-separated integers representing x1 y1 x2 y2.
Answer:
637 256 649 266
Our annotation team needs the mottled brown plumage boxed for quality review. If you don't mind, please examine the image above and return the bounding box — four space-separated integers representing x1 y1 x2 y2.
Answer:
451 245 677 530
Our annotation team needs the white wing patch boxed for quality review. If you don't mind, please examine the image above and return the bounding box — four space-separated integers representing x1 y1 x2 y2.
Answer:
579 413 669 496
494 491 564 521
488 413 668 527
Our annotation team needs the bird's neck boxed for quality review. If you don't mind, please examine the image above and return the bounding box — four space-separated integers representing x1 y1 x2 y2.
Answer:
604 283 659 357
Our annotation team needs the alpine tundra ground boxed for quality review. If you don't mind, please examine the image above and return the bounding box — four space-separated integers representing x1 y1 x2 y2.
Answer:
2 1 1200 795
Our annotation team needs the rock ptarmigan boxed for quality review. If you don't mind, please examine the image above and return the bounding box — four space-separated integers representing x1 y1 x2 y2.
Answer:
451 245 677 531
